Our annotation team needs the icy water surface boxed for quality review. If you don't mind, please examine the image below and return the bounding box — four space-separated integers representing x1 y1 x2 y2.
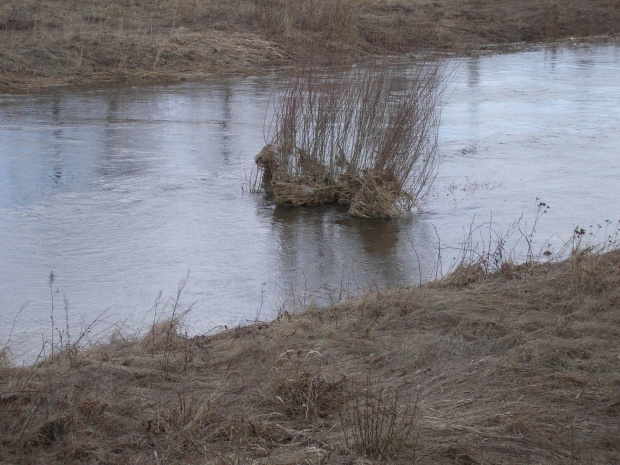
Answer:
1 43 619 360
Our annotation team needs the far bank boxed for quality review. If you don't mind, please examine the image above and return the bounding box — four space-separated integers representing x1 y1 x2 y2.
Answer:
1 0 619 91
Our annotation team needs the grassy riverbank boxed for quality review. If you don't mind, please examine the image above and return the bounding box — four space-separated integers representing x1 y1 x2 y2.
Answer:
1 0 619 91
1 248 619 463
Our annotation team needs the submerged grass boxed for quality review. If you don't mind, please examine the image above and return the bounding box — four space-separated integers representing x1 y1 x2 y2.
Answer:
1 238 619 463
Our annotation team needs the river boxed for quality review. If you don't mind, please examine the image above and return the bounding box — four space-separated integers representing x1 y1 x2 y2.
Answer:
1 43 619 361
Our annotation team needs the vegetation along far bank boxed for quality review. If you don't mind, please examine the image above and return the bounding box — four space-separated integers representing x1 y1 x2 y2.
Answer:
1 0 620 91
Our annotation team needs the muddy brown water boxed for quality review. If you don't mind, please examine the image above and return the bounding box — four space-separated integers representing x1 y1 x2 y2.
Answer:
1 43 619 360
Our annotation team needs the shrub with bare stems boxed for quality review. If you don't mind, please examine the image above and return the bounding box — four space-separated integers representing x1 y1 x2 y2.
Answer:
255 60 446 218
339 377 420 460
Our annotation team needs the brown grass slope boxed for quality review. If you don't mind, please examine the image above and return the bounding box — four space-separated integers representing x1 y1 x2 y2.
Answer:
1 0 619 91
1 249 619 464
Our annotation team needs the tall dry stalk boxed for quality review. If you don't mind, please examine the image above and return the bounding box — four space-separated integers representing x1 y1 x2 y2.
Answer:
254 0 357 39
258 60 447 217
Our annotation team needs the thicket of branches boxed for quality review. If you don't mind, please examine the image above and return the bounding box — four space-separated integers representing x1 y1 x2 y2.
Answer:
255 61 446 218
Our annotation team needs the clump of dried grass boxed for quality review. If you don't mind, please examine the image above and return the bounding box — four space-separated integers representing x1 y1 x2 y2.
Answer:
263 336 348 420
272 181 337 207
346 169 407 218
256 60 446 217
270 366 346 419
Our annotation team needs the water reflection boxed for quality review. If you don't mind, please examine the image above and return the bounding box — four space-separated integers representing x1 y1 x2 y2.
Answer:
219 84 234 163
466 57 480 87
50 99 69 190
271 205 438 298
98 93 150 179
544 46 559 70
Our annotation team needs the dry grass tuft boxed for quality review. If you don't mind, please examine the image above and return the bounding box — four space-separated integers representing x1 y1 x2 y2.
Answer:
269 366 346 419
254 0 358 41
271 181 337 207
444 263 487 288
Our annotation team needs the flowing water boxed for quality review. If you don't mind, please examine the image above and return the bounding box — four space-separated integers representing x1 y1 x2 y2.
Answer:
1 43 619 360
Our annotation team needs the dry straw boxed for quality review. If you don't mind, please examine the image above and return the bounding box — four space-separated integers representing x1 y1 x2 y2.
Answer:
1 226 619 463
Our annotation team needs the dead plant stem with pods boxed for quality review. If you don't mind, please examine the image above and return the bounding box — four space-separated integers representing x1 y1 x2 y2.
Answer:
43 271 113 365
442 202 553 286
256 60 448 218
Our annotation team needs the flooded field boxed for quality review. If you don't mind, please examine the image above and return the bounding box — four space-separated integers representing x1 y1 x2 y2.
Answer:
1 43 619 360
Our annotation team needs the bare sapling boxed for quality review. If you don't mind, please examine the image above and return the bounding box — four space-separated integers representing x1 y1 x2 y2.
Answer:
255 60 447 218
339 377 420 459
